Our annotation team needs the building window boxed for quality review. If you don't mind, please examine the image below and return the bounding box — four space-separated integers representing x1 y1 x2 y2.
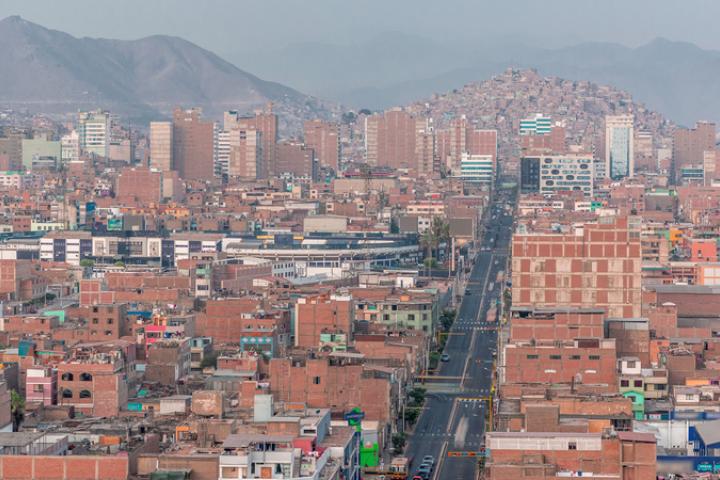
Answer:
633 380 643 388
526 355 539 360
570 355 581 360
79 372 93 382
620 380 629 387
79 390 92 399
627 360 636 368
61 373 74 381
589 355 601 360
32 384 43 393
408 314 415 321
61 389 73 399
549 355 561 360
568 441 577 450
313 376 321 385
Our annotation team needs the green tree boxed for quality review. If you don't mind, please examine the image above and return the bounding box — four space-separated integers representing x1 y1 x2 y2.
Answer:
392 432 406 451
440 309 456 331
10 390 24 431
405 407 421 426
408 387 426 406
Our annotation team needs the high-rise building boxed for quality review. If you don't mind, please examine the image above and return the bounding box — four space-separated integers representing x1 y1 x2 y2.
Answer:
0 131 24 171
519 114 552 135
604 114 634 180
520 154 594 196
60 130 80 163
438 116 497 176
172 108 215 181
520 125 566 155
149 121 173 171
363 108 432 176
78 110 111 158
512 217 642 318
673 121 716 178
304 120 340 171
224 106 277 178
227 128 261 179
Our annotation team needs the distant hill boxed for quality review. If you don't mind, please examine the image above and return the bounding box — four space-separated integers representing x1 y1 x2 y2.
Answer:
0 16 335 131
239 33 720 127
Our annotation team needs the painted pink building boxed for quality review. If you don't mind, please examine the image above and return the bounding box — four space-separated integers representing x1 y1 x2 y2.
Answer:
26 366 56 406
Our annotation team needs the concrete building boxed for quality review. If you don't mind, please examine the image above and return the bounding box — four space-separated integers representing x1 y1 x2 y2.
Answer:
605 114 634 179
224 108 277 178
172 108 216 181
78 110 111 158
519 114 552 135
512 217 642 318
295 293 353 348
60 130 80 163
149 121 173 171
21 135 61 170
459 152 494 183
220 127 261 179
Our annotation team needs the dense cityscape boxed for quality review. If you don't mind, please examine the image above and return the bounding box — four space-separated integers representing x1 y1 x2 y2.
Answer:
0 4 719 480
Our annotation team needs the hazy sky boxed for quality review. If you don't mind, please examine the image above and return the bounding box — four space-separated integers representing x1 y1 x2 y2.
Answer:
2 0 720 55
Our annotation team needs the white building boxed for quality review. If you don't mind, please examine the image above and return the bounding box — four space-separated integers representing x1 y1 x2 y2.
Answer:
60 130 80 163
519 114 552 135
149 121 173 171
605 114 634 180
539 154 594 196
78 110 111 158
459 152 494 183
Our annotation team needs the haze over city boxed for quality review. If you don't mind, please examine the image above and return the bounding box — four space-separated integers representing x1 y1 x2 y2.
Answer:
0 2 718 480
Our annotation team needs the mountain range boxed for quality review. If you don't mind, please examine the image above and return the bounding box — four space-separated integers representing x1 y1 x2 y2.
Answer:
0 16 334 130
234 33 720 127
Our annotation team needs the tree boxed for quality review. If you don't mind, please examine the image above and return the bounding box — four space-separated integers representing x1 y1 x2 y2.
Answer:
421 217 450 273
200 351 219 369
405 407 421 426
440 309 456 331
10 389 24 431
408 387 426 406
392 432 406 451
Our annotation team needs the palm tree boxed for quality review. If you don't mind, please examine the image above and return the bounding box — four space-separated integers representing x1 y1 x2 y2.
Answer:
421 217 450 273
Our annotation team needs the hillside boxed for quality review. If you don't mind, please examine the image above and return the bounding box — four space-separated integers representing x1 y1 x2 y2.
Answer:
0 16 335 131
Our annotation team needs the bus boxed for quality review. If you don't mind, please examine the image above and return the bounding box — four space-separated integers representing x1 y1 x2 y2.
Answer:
487 307 498 323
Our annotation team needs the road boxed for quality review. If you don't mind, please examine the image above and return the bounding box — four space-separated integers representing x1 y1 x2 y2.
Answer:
406 187 516 480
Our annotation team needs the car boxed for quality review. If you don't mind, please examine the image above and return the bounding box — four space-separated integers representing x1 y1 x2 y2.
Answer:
417 465 432 479
441 353 450 362
422 455 435 466
465 289 471 295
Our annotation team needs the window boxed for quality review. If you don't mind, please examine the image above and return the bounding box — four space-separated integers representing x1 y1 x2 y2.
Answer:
32 384 43 393
79 372 93 382
568 441 577 450
79 390 92 399
589 355 601 360
526 354 539 360
313 376 321 385
620 380 629 387
61 388 73 399
107 318 113 324
408 314 415 321
627 360 636 368
549 355 561 360
61 373 74 381
92 318 99 324
570 355 581 360
633 380 643 388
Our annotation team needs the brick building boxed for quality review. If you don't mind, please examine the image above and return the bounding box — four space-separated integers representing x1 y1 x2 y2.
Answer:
304 119 340 171
172 108 215 181
485 431 656 480
512 217 642 317
294 293 353 348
